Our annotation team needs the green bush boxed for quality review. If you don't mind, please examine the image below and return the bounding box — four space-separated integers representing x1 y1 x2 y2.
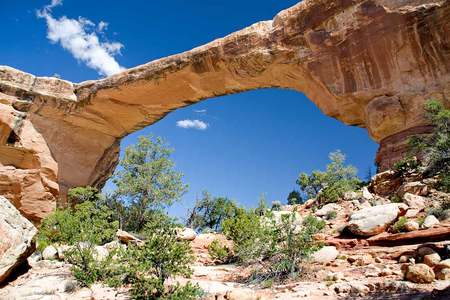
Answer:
438 173 450 193
207 239 232 264
271 201 282 211
391 216 407 233
37 200 119 251
125 220 201 299
222 208 277 264
249 214 325 283
325 210 337 220
287 190 302 205
186 191 239 232
67 186 101 206
296 151 360 204
390 195 404 203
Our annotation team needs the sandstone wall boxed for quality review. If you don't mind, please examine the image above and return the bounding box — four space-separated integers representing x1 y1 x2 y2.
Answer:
0 0 449 222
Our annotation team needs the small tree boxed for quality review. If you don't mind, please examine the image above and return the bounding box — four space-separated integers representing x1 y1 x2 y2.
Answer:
186 191 239 232
125 216 201 299
409 100 449 190
112 135 188 232
67 186 101 206
287 190 302 205
296 151 360 204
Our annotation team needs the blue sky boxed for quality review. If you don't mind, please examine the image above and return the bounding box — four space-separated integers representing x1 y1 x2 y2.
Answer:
1 1 378 220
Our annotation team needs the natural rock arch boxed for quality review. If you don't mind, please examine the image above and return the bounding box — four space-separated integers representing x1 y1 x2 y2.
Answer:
0 0 449 223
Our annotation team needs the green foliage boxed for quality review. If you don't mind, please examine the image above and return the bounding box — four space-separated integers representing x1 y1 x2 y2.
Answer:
37 200 118 251
391 216 407 233
296 151 360 204
403 100 450 183
287 190 302 205
207 239 232 264
65 245 125 287
112 135 188 232
325 210 337 220
255 194 268 216
222 208 277 264
393 156 419 176
390 195 404 203
248 214 325 283
67 186 101 206
186 191 239 232
271 201 282 211
438 173 450 193
124 220 201 299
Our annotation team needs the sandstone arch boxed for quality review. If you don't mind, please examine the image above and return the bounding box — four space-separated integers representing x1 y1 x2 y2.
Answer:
0 0 449 222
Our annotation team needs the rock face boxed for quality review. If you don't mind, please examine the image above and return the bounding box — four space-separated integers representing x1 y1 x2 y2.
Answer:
0 196 37 284
0 0 449 222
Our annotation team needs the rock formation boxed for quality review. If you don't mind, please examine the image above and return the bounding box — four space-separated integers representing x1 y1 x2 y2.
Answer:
0 196 37 284
0 0 449 222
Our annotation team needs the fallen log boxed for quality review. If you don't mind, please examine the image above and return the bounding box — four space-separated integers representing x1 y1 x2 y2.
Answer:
367 225 450 247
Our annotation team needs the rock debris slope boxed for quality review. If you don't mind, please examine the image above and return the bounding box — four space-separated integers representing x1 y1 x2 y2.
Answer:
0 0 449 222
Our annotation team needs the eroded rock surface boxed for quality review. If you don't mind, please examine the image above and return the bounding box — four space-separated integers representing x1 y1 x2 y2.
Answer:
0 196 37 284
0 0 449 222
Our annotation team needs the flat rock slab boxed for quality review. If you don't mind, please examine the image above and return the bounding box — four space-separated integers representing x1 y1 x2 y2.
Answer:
368 224 450 246
0 196 37 284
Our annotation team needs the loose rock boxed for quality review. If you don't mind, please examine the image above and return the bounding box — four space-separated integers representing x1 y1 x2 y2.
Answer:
405 264 435 283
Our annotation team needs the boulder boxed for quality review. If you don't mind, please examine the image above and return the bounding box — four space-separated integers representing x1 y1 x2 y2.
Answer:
405 209 419 218
423 253 441 267
315 203 340 217
361 187 374 200
404 220 419 232
405 264 435 283
368 171 402 197
0 196 37 284
42 245 58 260
422 215 440 229
93 246 109 261
312 246 339 264
398 182 428 197
403 193 426 211
434 259 450 280
116 229 143 245
347 203 406 237
176 228 197 241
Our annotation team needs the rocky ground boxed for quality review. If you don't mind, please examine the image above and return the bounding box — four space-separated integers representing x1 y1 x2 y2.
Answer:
1 170 450 299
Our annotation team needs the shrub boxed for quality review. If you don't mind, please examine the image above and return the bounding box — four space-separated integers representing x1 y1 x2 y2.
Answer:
248 214 325 283
438 173 450 193
391 216 407 233
125 220 202 299
37 200 119 251
222 208 277 264
325 210 337 220
296 151 360 204
207 239 232 264
390 195 403 203
67 186 101 206
393 156 419 176
186 191 239 232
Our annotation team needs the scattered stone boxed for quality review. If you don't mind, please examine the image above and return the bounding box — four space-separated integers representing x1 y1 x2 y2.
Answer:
434 259 450 280
422 215 440 229
349 282 370 296
57 245 71 260
344 191 360 201
42 245 58 260
369 171 402 197
116 229 143 245
0 196 37 284
379 268 393 276
405 264 435 283
423 253 441 267
403 193 426 211
405 209 419 218
362 187 374 200
304 198 316 209
225 288 258 300
398 182 428 197
27 252 42 267
312 246 339 264
404 220 419 232
315 203 341 217
347 203 406 237
176 228 197 241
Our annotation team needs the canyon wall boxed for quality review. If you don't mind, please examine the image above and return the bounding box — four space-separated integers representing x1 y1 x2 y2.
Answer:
0 0 449 222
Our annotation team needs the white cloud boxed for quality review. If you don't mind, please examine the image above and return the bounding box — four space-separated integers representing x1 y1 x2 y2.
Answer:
37 1 124 76
176 119 208 130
